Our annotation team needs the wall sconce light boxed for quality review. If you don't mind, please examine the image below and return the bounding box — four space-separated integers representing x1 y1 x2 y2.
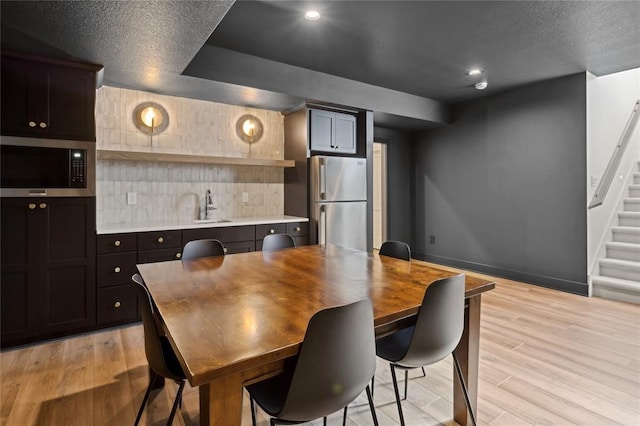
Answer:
236 114 264 144
133 102 169 135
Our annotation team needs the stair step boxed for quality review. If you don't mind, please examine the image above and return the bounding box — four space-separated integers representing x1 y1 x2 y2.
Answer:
630 185 640 197
592 276 640 304
599 258 640 281
623 198 640 212
612 226 640 243
618 211 640 227
634 173 640 185
606 242 640 262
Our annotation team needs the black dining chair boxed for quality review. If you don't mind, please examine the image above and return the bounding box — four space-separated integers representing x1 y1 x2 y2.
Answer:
262 233 296 252
375 274 476 426
132 273 187 426
377 240 426 394
379 240 411 261
181 238 225 260
246 299 379 426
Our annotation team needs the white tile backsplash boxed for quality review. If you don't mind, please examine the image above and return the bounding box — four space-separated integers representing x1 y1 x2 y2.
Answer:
96 86 285 226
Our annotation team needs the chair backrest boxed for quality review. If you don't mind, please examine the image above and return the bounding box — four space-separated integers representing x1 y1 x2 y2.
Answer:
181 239 225 260
400 274 465 367
132 273 184 381
278 298 376 422
379 240 411 261
262 233 296 252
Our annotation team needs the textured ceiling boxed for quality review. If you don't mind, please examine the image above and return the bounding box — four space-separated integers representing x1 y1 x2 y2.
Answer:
1 0 639 129
203 0 640 103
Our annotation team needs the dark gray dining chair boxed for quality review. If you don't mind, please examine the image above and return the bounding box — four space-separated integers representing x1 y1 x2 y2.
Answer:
132 273 186 426
375 274 476 426
377 240 426 393
181 238 225 260
379 240 411 261
262 233 296 252
246 299 379 426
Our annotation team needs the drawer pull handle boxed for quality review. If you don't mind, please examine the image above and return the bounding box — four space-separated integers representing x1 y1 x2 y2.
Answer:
28 203 36 210
114 301 121 308
176 252 181 259
114 240 121 247
39 203 47 209
269 229 275 234
114 266 121 273
158 237 164 243
39 122 47 129
295 227 301 232
28 121 37 128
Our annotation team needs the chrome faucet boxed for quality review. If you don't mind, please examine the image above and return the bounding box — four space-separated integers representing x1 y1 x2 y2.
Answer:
204 189 216 219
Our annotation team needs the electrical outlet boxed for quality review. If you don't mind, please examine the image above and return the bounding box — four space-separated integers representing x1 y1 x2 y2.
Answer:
127 192 137 205
430 235 435 244
242 192 249 203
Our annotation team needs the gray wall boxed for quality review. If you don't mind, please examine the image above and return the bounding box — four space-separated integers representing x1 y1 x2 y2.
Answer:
374 126 413 245
411 73 588 294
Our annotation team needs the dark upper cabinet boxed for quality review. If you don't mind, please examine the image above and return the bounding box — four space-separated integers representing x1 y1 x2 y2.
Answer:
309 109 356 154
0 197 96 346
0 51 102 142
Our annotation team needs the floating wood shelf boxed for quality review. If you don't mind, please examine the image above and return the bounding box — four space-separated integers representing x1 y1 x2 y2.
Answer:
97 149 296 168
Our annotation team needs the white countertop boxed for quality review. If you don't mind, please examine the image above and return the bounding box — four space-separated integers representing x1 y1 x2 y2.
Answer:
97 215 308 235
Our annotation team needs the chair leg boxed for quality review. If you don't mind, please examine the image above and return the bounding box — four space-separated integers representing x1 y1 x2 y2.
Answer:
323 416 327 425
390 364 405 426
370 373 375 399
166 379 186 425
403 369 408 400
452 353 477 426
134 371 158 426
365 384 379 426
342 405 348 426
421 366 426 377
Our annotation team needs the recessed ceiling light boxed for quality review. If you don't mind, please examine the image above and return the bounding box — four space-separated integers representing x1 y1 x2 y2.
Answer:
468 69 483 76
304 10 320 21
475 82 488 90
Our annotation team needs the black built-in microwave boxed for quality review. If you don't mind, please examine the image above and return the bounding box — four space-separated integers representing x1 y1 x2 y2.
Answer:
0 136 95 197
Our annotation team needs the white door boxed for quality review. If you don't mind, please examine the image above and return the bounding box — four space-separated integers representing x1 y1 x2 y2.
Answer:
373 142 387 249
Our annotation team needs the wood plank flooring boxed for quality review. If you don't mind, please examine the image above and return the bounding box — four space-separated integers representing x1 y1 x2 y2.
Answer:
1 262 639 425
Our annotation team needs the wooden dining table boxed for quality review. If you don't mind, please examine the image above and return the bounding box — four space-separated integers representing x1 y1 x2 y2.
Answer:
137 244 495 426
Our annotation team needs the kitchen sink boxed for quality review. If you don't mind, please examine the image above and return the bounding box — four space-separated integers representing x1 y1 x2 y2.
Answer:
193 219 232 224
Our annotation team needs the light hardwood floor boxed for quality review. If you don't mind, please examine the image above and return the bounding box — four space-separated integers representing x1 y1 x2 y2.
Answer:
1 261 639 426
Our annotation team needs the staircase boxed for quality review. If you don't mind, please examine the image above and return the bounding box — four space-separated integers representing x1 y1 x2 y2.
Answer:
592 162 640 304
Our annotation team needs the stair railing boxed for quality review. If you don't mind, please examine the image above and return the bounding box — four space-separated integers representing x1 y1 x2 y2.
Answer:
589 99 640 209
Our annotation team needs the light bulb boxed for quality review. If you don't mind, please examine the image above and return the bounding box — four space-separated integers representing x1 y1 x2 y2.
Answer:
242 119 256 137
475 82 488 90
304 10 320 20
141 107 163 128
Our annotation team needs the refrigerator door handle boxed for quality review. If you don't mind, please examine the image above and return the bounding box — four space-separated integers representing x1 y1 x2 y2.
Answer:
318 204 326 245
319 157 326 200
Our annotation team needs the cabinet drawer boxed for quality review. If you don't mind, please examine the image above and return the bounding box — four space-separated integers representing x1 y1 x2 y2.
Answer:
97 233 136 254
97 285 139 325
293 236 310 247
183 225 255 245
255 223 287 240
97 252 137 288
224 240 255 254
138 230 181 251
138 248 182 264
286 222 308 237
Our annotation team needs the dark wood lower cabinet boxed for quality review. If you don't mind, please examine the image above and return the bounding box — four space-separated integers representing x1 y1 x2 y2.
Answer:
1 197 96 347
0 219 310 342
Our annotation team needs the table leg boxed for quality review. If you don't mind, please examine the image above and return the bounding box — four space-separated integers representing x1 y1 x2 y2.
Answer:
453 295 481 426
199 373 244 426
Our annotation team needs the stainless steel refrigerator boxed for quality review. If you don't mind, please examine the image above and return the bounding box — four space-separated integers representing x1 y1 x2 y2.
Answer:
310 155 367 251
